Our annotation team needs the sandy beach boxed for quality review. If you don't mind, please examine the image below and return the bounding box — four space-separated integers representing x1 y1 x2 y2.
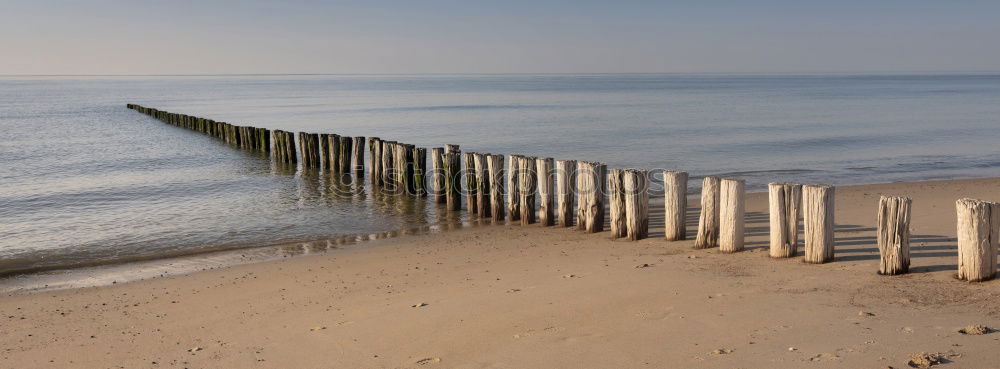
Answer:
2 178 999 368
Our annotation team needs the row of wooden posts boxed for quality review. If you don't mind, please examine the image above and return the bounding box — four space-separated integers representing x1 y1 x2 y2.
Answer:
127 104 270 152
128 104 997 283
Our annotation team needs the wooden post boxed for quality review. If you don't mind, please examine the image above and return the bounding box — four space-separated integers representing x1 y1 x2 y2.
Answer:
507 155 521 221
608 168 627 238
326 134 340 172
445 144 460 154
369 137 382 186
487 154 505 221
338 136 352 174
413 147 427 196
624 169 650 241
403 144 416 194
272 130 297 164
556 160 576 227
474 153 491 217
803 184 836 263
536 157 554 226
768 182 802 258
596 163 606 230
877 196 911 275
663 171 688 241
352 136 365 175
955 198 998 282
576 161 605 233
431 148 445 203
381 141 394 190
394 143 407 194
464 152 478 214
297 133 320 168
444 151 462 211
519 156 537 225
694 176 720 249
719 178 745 253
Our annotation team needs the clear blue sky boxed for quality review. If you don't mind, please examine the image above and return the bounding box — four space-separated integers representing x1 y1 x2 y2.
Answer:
3 0 998 74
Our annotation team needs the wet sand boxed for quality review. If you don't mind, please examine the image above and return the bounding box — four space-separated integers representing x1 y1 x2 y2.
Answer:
2 178 999 368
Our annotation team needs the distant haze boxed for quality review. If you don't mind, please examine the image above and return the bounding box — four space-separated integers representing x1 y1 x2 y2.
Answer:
3 0 999 75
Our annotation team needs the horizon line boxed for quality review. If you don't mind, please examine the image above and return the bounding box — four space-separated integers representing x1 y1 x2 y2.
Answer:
3 70 1000 77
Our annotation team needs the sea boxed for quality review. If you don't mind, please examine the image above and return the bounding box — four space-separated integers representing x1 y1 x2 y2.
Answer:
2 73 999 290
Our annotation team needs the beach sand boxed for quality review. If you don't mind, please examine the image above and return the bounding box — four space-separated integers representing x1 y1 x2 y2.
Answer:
2 178 999 368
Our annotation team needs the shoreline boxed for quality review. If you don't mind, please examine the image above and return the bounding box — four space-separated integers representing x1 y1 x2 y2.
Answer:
2 177 999 367
3 176 999 295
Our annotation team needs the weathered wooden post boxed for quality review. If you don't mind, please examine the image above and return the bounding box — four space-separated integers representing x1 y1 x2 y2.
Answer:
297 133 321 168
487 154 505 221
272 130 297 164
803 184 836 263
351 136 365 175
608 168 627 238
338 136 352 174
719 178 745 253
768 182 802 258
444 151 462 211
519 156 537 225
394 143 407 194
877 196 911 275
556 160 576 227
431 148 445 202
379 141 396 188
955 198 998 282
327 134 341 172
576 161 605 233
507 154 522 221
624 169 650 241
536 157 554 226
404 144 417 194
694 176 720 249
663 171 688 241
369 137 382 186
464 152 478 214
474 153 491 217
413 147 427 196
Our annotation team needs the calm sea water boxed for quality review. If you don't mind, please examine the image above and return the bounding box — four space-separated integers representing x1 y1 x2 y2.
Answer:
2 74 1000 282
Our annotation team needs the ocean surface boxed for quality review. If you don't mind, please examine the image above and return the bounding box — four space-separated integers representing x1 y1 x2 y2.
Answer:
2 74 1000 286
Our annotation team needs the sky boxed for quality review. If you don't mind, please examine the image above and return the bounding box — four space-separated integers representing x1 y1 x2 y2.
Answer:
2 0 999 75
